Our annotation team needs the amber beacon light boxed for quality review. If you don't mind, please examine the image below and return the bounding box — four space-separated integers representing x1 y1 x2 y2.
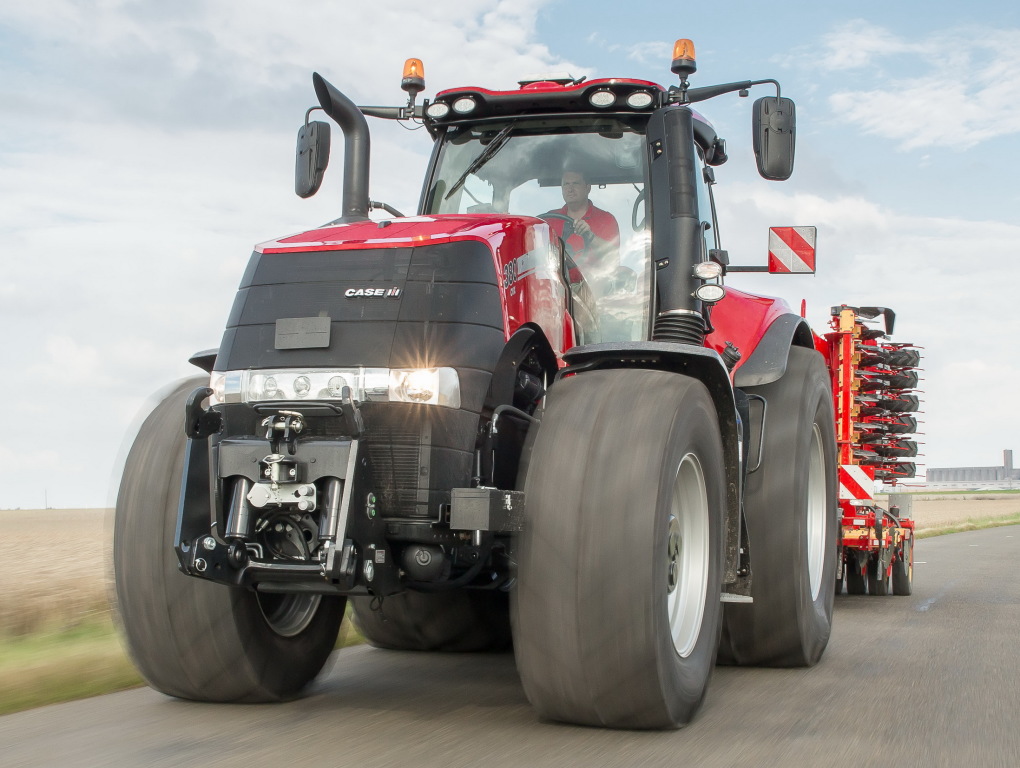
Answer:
671 38 697 77
401 58 425 96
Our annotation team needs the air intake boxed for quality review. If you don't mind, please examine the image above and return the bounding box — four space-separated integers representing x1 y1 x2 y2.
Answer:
653 310 705 345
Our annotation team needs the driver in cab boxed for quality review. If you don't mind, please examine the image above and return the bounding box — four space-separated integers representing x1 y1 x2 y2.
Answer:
545 170 620 287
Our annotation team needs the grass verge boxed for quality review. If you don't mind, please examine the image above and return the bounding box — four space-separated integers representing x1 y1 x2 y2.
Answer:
0 606 364 717
916 513 1020 539
0 614 141 716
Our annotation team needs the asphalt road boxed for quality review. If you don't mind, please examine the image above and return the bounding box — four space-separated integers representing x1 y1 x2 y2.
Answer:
2 526 1018 767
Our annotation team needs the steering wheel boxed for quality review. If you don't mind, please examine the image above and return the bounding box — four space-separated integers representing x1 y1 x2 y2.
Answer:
537 212 578 258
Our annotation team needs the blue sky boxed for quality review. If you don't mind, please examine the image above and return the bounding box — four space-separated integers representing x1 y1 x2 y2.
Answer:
2 0 1018 508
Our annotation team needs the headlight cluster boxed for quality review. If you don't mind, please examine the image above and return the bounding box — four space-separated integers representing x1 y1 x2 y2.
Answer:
209 367 461 408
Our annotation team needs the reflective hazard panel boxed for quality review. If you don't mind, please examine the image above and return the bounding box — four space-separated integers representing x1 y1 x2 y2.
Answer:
839 464 875 501
768 226 817 274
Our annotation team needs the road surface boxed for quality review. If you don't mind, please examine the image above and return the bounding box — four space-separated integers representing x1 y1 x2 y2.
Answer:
2 526 1017 767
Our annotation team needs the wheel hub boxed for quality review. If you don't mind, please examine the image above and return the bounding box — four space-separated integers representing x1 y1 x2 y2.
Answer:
667 516 682 592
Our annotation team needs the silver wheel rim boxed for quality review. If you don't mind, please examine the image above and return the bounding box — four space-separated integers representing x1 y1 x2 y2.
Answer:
806 423 828 601
257 593 322 638
667 453 710 658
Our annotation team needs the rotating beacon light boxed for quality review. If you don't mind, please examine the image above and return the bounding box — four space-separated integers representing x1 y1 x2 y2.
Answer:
670 39 697 79
401 58 425 108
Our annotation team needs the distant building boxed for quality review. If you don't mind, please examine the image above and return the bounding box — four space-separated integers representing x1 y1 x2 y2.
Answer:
925 449 1018 489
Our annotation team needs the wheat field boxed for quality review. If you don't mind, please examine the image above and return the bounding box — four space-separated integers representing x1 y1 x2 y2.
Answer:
0 508 111 636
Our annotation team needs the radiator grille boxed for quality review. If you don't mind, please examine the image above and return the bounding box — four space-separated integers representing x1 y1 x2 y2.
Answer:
366 427 424 517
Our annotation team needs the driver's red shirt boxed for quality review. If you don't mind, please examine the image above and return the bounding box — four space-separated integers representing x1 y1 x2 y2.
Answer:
547 203 620 266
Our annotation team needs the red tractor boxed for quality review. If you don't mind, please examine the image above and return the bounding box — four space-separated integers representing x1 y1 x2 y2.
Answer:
115 40 839 729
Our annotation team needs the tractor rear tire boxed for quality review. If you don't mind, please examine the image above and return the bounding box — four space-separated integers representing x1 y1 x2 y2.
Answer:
719 347 838 666
350 590 511 651
868 556 891 596
514 369 725 729
892 539 913 596
114 378 344 702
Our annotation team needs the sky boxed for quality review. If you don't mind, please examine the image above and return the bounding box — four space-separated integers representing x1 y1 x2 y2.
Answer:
2 0 1019 509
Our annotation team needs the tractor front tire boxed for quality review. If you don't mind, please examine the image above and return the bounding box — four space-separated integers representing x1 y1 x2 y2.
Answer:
350 590 511 651
720 346 838 666
114 378 344 702
514 369 725 729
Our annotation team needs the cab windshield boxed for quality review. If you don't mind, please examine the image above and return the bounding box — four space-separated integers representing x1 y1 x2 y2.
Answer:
424 116 652 343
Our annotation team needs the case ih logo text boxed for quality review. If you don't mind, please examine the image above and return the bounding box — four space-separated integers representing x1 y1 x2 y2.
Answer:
344 287 401 298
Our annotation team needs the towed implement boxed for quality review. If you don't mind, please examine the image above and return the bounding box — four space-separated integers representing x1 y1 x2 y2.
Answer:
826 305 922 597
117 40 847 728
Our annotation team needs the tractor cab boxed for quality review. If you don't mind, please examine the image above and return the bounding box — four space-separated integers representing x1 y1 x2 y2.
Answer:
418 77 733 344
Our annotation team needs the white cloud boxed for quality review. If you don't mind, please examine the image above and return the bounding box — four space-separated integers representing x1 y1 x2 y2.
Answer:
809 20 930 71
784 22 1020 149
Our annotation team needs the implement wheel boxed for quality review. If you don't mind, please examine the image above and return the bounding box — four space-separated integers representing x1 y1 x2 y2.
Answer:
846 561 867 595
514 369 725 729
892 538 914 596
868 556 891 596
720 347 838 666
351 590 510 651
114 378 344 702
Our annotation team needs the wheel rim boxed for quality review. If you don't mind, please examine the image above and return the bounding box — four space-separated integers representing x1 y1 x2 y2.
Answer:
667 453 710 658
806 423 828 601
257 593 322 638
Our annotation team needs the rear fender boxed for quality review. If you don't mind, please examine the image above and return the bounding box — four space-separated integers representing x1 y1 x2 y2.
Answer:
733 314 813 388
559 342 744 589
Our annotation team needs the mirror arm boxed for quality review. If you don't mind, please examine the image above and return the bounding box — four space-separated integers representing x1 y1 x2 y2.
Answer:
359 105 425 120
675 78 781 105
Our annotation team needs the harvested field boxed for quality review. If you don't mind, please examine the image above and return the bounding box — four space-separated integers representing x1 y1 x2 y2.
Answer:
0 508 111 636
878 493 1020 534
2 495 1018 636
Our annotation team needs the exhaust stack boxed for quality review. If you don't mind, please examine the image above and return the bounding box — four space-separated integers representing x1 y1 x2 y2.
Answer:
312 72 370 223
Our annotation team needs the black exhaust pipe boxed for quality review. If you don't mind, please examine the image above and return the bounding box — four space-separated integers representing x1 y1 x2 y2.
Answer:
312 72 370 223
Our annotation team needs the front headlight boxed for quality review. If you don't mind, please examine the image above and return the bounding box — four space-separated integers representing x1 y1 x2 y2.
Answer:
388 368 461 407
209 367 461 409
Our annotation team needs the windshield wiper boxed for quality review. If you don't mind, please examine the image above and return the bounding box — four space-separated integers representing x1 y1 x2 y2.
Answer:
444 122 516 200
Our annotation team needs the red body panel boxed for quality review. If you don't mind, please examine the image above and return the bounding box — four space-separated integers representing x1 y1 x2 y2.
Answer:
705 288 793 380
258 214 571 357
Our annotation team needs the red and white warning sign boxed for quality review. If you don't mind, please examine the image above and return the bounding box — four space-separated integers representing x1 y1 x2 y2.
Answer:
839 464 875 501
768 226 817 274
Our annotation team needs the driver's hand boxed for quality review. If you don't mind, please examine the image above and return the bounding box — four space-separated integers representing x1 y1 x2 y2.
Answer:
573 218 594 242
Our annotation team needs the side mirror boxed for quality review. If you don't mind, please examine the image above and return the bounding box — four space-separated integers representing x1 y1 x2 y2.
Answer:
753 96 795 181
295 120 331 198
